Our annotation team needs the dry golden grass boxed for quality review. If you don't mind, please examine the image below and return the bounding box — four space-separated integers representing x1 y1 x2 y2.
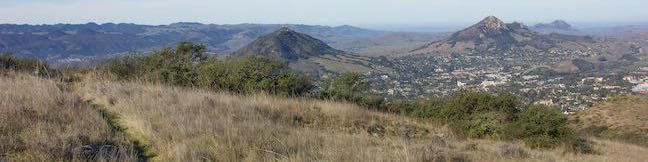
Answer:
2 70 646 161
79 76 439 161
0 72 135 161
75 74 648 162
571 95 648 146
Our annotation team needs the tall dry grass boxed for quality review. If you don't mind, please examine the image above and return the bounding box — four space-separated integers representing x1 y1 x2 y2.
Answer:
0 72 136 161
77 74 648 162
79 76 440 161
2 70 647 161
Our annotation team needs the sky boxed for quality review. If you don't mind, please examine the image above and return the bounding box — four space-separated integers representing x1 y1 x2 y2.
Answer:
1 0 647 29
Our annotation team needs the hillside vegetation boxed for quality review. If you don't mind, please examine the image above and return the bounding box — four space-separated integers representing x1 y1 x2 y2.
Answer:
77 74 648 161
571 95 648 146
1 53 57 77
0 72 136 161
105 42 313 95
2 47 648 161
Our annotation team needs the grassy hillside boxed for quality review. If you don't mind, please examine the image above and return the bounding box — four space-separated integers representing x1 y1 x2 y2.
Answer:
1 50 647 161
69 73 646 161
571 95 648 146
0 72 136 161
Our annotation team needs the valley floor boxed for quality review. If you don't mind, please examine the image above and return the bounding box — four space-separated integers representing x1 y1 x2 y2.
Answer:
2 72 648 161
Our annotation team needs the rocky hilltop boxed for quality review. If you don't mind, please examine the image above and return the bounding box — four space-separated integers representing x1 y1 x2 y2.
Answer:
411 16 594 56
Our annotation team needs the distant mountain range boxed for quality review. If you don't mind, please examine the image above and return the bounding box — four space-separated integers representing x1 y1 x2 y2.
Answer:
1 18 629 64
0 23 384 60
411 16 594 56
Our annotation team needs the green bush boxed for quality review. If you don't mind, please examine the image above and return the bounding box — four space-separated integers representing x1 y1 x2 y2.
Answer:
275 72 314 96
384 99 443 118
197 57 283 93
443 91 519 122
106 42 204 86
455 118 495 138
411 100 444 118
139 42 204 86
504 104 576 148
197 57 313 95
387 91 520 138
106 54 138 80
384 100 418 115
358 95 385 109
106 42 313 96
321 72 383 108
321 72 368 99
383 91 585 150
0 53 56 77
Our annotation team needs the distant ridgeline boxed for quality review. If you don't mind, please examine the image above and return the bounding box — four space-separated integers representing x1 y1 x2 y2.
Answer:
0 23 383 60
532 20 582 35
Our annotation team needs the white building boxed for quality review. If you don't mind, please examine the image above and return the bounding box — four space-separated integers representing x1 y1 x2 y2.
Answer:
632 83 648 94
457 81 466 88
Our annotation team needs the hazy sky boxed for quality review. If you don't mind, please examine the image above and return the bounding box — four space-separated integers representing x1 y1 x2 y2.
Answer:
1 0 646 27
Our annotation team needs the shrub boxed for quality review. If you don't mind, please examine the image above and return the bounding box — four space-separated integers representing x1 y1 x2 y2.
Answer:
105 54 138 80
197 57 313 95
106 42 313 96
383 91 587 150
385 99 444 118
321 72 369 100
139 42 204 86
358 95 385 109
275 72 314 96
440 91 519 138
455 118 499 138
321 72 383 108
416 99 444 115
505 104 576 148
443 91 519 122
0 53 56 77
384 100 416 114
106 42 204 86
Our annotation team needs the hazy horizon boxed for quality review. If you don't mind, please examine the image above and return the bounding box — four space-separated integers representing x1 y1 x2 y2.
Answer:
2 0 647 25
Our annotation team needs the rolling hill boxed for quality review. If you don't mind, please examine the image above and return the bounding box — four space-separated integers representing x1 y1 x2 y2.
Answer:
233 27 344 61
233 28 382 74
